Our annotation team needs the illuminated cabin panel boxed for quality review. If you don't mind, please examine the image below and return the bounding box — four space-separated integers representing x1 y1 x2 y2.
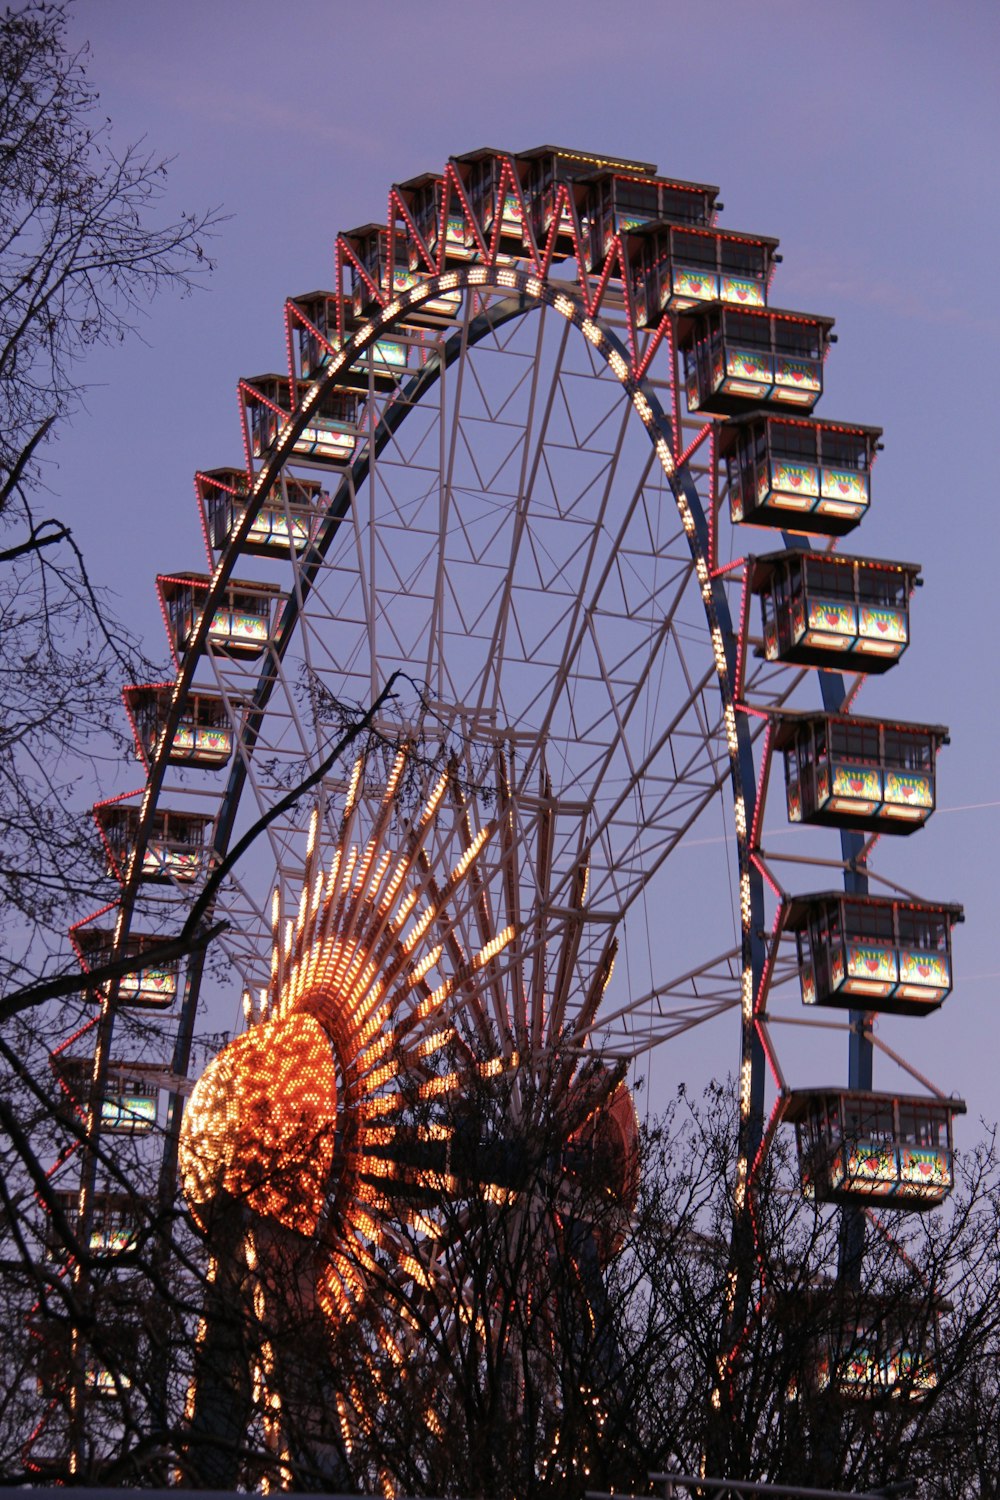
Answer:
721 416 881 536
243 373 361 468
786 892 961 1017
678 304 834 417
750 551 918 673
776 712 946 834
158 571 282 661
343 224 460 324
71 924 180 1008
578 168 719 275
820 1335 937 1402
94 801 213 886
292 291 408 387
124 682 237 769
784 1090 965 1210
199 467 326 559
631 223 777 325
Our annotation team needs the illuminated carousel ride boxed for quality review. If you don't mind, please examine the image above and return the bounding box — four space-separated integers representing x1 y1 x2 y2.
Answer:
38 146 963 1481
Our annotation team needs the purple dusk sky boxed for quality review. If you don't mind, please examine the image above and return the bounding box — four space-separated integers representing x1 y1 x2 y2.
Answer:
55 0 1000 1129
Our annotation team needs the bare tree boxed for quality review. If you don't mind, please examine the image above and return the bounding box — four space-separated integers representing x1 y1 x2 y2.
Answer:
0 0 221 995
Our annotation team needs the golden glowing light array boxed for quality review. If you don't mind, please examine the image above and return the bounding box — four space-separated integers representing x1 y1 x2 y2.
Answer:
180 741 639 1458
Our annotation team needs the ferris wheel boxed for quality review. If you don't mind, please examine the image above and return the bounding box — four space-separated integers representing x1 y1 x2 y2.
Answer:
42 145 963 1478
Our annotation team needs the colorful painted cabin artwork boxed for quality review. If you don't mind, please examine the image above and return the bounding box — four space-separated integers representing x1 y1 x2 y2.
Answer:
85 1360 134 1397
750 551 919 672
721 416 881 536
397 173 476 269
46 1190 141 1262
94 801 214 885
629 222 778 325
158 572 282 660
123 683 238 770
342 224 460 323
198 467 326 559
71 925 180 1008
243 373 361 466
785 892 961 1016
775 711 946 833
291 292 408 388
678 305 835 417
577 168 719 275
453 150 529 257
783 1090 965 1209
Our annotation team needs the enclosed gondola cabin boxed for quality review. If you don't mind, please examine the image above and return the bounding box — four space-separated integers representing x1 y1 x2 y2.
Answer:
520 146 595 260
578 169 720 275
775 711 946 833
198 467 326 559
123 683 238 770
94 802 213 885
750 551 919 671
786 892 961 1016
341 225 459 324
679 304 834 416
783 1089 965 1209
242 373 361 466
31 1316 138 1400
722 416 880 536
629 222 778 325
290 292 407 388
518 145 656 262
71 925 180 1008
452 149 528 257
396 173 473 269
53 1057 158 1135
779 1288 943 1404
158 572 282 661
45 1190 142 1262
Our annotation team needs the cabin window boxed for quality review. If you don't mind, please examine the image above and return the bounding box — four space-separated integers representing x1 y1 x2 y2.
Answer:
671 231 710 268
616 178 659 217
843 1097 895 1141
831 721 880 762
773 319 823 359
721 239 765 277
896 909 949 952
660 186 705 223
822 429 869 471
883 729 933 770
727 312 771 350
807 560 854 600
896 1103 946 1150
844 901 894 943
770 422 817 461
862 571 908 609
